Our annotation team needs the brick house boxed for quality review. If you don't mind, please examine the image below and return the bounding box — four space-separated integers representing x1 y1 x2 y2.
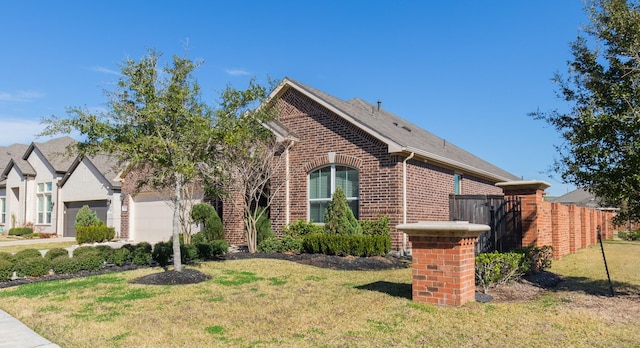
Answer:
222 77 520 252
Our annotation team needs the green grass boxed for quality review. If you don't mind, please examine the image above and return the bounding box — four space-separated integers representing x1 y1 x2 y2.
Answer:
0 242 638 347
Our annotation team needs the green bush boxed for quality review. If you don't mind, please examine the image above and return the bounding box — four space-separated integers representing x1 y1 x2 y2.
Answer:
255 207 274 246
209 240 228 256
45 248 70 260
515 246 554 273
191 203 224 241
108 248 131 266
618 229 640 241
15 257 51 277
72 246 97 258
0 251 16 263
51 257 83 274
74 252 105 272
475 252 527 294
0 260 15 281
303 233 390 257
8 227 33 236
181 244 199 264
94 245 114 261
360 216 391 236
135 242 153 254
283 220 325 237
132 249 152 265
76 225 115 244
14 248 43 260
120 244 137 253
191 231 209 245
152 241 173 267
324 187 362 235
282 236 304 253
75 205 103 228
258 237 282 253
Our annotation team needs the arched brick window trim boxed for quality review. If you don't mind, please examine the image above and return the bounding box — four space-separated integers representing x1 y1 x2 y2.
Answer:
301 153 363 173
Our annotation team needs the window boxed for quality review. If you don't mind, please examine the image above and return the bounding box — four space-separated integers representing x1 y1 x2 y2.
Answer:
309 165 359 223
37 182 53 224
454 173 462 195
0 197 5 225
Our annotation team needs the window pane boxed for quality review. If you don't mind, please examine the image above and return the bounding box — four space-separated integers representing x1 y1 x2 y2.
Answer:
336 166 358 198
38 183 44 193
310 201 328 223
38 196 44 212
347 200 359 219
46 196 52 213
46 182 52 192
310 168 330 199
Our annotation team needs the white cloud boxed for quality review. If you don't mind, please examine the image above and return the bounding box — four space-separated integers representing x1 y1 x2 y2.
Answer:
225 69 251 76
0 119 47 146
0 90 45 102
91 66 121 76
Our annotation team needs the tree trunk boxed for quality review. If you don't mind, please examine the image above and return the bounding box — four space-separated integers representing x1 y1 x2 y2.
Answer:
172 174 184 272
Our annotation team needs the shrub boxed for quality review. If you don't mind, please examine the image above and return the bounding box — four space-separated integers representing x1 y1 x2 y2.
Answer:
14 248 43 260
181 244 199 264
191 203 224 241
76 225 115 244
303 233 390 257
8 227 34 236
152 241 173 267
94 245 115 261
255 207 274 246
361 216 391 236
45 248 70 260
0 252 16 263
74 252 105 272
51 257 83 274
281 236 304 253
515 246 554 273
72 246 97 258
15 257 51 277
618 229 640 241
0 260 14 281
191 231 209 245
475 252 527 294
120 244 137 253
209 240 228 256
135 242 153 254
131 249 152 265
258 237 282 253
75 205 103 228
108 248 131 266
324 187 362 235
283 220 324 237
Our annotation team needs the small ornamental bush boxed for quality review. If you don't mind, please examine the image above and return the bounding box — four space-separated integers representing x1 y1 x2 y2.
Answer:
72 246 97 258
361 216 391 236
515 246 554 273
324 187 362 235
76 225 115 244
195 242 214 260
14 248 43 260
0 260 15 281
75 205 103 228
475 252 527 294
181 244 199 264
15 257 51 277
8 227 33 236
281 236 304 253
303 233 390 257
191 231 209 245
258 237 282 253
135 242 153 254
120 244 137 253
51 257 83 274
94 245 114 261
73 252 104 272
209 240 228 256
191 203 224 241
108 248 132 266
0 251 16 263
283 220 324 237
45 248 70 260
132 249 152 265
152 241 173 267
618 229 640 241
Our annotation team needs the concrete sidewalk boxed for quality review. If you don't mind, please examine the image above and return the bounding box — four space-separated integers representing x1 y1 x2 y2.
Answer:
0 237 76 247
0 310 60 348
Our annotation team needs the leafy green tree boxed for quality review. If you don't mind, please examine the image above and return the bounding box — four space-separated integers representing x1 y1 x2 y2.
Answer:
75 205 102 227
324 187 362 235
41 50 214 272
190 203 223 241
533 0 640 222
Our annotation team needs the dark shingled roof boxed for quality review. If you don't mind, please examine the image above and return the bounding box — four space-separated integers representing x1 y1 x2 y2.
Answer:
272 78 519 182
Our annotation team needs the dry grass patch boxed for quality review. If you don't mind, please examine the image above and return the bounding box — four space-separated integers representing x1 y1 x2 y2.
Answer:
0 244 639 347
0 241 76 254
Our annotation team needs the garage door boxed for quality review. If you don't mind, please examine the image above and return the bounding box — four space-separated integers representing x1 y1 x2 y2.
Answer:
131 194 174 243
64 200 108 237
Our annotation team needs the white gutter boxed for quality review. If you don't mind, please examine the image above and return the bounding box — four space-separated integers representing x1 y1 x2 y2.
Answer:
402 152 415 255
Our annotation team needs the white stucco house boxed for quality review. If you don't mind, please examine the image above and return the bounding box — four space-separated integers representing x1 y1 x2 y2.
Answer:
0 137 123 237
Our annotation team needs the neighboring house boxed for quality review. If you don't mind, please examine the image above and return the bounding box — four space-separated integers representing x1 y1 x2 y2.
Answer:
222 77 521 251
547 188 605 209
0 137 123 237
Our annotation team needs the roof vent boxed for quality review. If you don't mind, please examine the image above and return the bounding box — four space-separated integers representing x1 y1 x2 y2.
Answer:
377 99 381 111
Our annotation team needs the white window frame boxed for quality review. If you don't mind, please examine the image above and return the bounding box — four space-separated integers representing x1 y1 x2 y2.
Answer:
453 173 462 195
37 182 53 225
308 165 359 223
0 197 5 225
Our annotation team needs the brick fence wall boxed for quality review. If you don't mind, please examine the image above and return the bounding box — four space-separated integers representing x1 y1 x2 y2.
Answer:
498 181 615 260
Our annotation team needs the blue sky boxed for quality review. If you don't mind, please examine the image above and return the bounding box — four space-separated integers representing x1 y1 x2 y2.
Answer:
0 1 588 196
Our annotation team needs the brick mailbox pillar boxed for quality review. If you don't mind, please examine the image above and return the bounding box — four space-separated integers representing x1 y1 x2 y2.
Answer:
397 221 490 306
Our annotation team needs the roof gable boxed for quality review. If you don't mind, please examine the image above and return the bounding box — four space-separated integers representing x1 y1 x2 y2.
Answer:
269 78 519 182
23 136 76 174
59 154 122 189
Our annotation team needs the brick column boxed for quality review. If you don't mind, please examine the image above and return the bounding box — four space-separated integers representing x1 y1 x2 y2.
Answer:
497 181 551 248
397 221 489 306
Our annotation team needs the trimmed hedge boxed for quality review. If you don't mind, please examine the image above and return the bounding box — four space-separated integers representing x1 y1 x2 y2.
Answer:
73 252 105 272
51 256 83 274
302 233 391 257
152 241 173 267
0 251 16 263
8 227 33 236
15 257 51 277
76 225 115 244
45 248 70 260
108 248 131 266
0 260 14 281
14 248 43 260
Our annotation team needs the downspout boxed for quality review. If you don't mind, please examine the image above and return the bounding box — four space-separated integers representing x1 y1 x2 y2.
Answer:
402 152 415 255
285 145 290 226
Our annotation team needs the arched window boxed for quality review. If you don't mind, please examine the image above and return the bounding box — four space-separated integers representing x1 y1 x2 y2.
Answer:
309 165 359 223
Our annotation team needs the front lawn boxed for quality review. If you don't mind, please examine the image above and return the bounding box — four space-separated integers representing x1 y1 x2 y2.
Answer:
0 241 638 347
